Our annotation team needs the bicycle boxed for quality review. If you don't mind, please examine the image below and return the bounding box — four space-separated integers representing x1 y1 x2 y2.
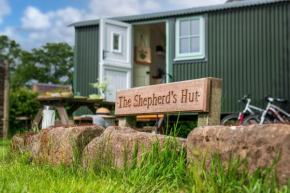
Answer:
243 95 289 125
221 94 265 125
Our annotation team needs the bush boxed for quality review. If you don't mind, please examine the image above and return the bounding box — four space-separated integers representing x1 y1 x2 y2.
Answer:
177 121 197 138
167 121 197 138
9 88 40 136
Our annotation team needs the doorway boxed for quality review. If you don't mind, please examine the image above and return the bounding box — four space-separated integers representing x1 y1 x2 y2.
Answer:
133 22 166 87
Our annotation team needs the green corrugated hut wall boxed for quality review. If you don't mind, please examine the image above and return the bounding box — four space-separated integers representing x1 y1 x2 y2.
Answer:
74 26 99 115
73 2 290 114
172 3 290 113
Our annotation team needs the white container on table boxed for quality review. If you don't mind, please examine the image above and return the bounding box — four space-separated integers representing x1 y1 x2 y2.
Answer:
42 105 55 129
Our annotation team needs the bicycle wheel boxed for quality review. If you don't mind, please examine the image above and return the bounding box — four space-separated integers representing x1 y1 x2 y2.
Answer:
242 114 272 125
221 114 240 126
242 115 260 125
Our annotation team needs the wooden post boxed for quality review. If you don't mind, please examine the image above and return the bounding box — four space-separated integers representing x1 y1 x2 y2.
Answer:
197 78 222 126
3 60 10 139
32 106 44 128
118 116 136 127
56 104 69 124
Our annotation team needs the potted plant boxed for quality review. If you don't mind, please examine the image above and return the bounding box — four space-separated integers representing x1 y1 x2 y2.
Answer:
89 77 110 100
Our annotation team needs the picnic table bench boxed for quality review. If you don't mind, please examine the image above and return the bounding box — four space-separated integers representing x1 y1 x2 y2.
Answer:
33 97 115 126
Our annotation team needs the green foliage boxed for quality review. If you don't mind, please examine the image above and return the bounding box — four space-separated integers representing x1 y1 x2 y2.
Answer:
19 152 31 165
11 42 74 88
166 118 197 138
90 77 110 95
189 151 284 193
9 88 40 135
119 136 188 192
0 35 22 72
177 121 197 138
0 35 74 88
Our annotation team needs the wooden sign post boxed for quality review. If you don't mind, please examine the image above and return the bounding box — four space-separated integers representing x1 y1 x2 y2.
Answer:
3 60 10 139
115 78 222 127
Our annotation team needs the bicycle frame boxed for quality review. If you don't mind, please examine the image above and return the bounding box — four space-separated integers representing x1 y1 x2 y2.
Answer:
238 99 264 124
260 102 290 124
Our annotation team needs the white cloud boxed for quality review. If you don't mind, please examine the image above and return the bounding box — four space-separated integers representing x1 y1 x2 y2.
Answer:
1 6 86 49
21 7 51 30
53 7 86 27
88 0 140 18
169 0 226 8
143 0 161 10
0 0 10 24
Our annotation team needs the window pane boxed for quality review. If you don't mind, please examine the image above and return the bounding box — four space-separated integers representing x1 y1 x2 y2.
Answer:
190 37 200 53
191 19 200 36
113 34 119 50
180 38 189 53
180 20 189 37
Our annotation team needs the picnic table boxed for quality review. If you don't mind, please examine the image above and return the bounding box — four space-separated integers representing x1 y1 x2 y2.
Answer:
33 97 115 126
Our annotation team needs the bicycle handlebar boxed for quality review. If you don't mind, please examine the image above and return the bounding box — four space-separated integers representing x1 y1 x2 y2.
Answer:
263 94 271 101
238 94 250 103
263 95 287 103
238 94 287 104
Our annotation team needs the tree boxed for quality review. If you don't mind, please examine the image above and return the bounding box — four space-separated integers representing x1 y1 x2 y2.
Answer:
0 35 22 72
11 42 74 88
0 35 74 88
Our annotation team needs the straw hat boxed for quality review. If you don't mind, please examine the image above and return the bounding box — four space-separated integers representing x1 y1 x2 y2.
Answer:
96 107 115 118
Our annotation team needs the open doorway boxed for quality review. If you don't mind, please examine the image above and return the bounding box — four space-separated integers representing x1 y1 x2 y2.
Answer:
133 22 166 87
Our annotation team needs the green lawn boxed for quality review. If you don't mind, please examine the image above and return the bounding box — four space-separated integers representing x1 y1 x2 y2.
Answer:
0 139 289 193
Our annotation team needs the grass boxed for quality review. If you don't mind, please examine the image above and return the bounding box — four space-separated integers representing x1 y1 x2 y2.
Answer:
0 132 290 192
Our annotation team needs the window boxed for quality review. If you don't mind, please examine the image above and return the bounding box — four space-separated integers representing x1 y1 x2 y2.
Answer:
111 32 122 53
175 16 205 61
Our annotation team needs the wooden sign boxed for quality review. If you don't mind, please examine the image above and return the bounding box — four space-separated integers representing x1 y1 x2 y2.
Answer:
115 78 211 116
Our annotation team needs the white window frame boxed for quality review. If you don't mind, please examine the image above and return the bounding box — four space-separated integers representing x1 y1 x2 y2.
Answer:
111 32 122 53
174 15 205 61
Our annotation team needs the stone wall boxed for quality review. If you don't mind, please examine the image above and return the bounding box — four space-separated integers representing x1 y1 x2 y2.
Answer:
11 124 290 186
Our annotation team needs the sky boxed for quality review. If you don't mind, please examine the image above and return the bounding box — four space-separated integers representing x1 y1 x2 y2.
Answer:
0 0 226 50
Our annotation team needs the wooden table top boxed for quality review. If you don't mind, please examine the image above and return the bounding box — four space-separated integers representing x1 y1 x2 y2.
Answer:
35 97 101 103
34 97 115 106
